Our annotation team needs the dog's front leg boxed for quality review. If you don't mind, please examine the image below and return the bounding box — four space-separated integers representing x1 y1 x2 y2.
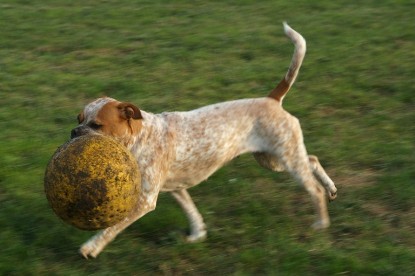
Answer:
79 199 155 259
171 189 207 242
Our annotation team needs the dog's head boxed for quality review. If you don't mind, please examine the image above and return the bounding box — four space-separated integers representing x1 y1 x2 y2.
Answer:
71 97 142 146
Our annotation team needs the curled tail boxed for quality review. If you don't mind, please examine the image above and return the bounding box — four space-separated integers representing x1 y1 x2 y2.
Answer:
268 22 306 104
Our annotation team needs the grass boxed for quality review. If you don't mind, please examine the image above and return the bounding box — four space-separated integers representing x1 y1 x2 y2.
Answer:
1 0 414 274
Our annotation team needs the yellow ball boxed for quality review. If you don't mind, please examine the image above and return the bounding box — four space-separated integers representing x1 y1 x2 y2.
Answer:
44 135 141 231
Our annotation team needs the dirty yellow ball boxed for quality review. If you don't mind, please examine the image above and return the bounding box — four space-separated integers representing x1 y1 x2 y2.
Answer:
44 135 141 231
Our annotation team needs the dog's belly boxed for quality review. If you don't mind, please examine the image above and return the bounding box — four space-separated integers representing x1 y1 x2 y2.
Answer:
161 157 236 191
161 164 222 191
161 135 257 191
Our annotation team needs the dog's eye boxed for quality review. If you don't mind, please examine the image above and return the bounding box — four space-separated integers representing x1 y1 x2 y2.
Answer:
89 122 102 130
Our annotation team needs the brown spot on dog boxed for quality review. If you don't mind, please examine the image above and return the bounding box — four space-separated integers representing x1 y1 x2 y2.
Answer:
77 112 85 124
95 101 143 146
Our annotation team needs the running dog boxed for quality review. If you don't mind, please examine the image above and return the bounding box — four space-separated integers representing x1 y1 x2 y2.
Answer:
71 22 337 258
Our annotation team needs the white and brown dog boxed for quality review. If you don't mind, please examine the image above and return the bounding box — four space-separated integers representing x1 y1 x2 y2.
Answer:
71 23 337 259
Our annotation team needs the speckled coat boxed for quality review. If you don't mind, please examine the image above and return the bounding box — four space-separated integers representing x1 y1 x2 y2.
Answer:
71 23 337 259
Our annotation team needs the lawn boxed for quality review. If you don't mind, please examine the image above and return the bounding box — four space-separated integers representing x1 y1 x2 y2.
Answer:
0 0 414 274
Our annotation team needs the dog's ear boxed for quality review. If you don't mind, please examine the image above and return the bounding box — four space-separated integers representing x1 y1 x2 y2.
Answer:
77 112 85 124
118 102 142 120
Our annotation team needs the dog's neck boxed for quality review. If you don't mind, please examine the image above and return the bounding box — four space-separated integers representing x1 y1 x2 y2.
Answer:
128 111 173 162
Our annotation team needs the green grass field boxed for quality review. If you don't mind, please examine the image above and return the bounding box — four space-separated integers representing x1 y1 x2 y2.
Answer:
1 0 414 274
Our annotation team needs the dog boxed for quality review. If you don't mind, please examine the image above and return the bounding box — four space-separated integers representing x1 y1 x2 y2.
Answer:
71 22 337 259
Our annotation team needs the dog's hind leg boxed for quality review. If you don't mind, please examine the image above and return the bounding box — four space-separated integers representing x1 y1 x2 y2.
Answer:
255 152 337 202
308 155 337 201
254 150 330 229
254 119 333 229
171 189 207 242
254 152 285 172
287 157 330 229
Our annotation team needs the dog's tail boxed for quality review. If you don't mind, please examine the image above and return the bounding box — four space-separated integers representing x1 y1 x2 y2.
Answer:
268 22 306 104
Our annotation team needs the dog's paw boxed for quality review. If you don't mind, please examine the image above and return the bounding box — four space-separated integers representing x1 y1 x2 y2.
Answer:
311 220 330 230
326 185 337 202
79 241 103 259
186 230 207 243
328 190 337 202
